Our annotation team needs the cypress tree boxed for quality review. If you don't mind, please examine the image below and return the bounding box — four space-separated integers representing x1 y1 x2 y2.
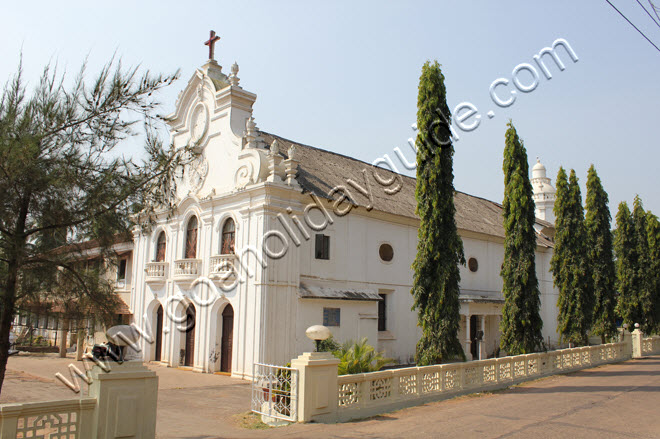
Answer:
499 122 544 354
646 213 660 334
632 196 654 332
551 169 593 345
411 61 465 365
614 202 644 329
585 165 617 342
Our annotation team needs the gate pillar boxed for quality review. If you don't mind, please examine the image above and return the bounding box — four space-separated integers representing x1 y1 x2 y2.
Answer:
291 352 339 423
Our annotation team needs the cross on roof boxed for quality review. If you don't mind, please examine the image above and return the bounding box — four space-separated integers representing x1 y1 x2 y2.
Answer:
204 30 221 61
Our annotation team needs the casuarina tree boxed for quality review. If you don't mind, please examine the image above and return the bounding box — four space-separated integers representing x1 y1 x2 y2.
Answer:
499 122 544 354
551 169 593 345
0 58 191 395
585 165 617 342
411 60 465 365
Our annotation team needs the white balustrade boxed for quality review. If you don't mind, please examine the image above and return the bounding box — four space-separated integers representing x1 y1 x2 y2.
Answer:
209 254 238 276
173 259 202 278
145 262 168 282
0 398 96 438
332 342 631 422
642 335 660 354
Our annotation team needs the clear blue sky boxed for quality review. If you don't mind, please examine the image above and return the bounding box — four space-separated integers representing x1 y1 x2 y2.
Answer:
2 1 659 216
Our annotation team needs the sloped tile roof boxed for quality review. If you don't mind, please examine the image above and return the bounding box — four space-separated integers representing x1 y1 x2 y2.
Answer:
261 132 554 248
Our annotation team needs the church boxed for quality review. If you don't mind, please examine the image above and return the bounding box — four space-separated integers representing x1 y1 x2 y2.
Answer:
128 35 560 379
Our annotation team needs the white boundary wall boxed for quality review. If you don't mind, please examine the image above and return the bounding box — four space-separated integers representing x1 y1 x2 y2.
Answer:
294 335 660 423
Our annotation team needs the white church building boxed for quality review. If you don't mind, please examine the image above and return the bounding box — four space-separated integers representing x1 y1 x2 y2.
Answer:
128 45 560 379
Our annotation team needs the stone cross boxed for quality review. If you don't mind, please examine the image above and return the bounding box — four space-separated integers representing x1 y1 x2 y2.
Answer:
204 30 221 61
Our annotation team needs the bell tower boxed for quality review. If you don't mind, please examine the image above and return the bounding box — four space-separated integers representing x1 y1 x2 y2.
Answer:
531 158 556 223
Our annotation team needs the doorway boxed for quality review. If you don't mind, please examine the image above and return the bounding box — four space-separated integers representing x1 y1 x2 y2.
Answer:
470 315 478 360
155 305 163 362
184 304 196 367
220 305 234 373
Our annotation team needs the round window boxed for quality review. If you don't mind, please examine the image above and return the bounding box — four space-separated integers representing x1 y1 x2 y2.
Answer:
468 257 478 273
379 243 394 262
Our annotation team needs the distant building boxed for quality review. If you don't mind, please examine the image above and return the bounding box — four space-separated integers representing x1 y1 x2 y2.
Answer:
12 237 133 350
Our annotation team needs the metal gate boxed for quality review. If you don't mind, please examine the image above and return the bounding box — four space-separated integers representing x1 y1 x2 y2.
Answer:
251 363 298 422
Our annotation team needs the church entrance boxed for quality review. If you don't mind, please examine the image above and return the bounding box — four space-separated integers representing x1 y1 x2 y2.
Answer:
220 305 234 373
155 305 163 362
184 304 196 367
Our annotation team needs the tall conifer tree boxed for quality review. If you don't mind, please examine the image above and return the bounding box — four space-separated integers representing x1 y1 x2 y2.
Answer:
615 202 643 329
411 61 465 365
551 169 593 345
499 122 544 354
632 196 654 332
585 165 617 342
646 213 660 333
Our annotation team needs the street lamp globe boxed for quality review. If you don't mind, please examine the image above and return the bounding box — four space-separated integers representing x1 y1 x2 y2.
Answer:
305 325 331 352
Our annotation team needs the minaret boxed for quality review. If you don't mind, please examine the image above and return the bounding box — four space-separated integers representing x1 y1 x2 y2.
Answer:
531 158 556 223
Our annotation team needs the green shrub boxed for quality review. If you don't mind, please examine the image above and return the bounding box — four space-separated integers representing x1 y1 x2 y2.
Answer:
332 338 392 375
317 335 340 353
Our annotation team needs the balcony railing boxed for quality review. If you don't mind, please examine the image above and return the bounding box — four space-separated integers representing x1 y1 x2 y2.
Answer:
209 254 238 278
145 262 168 283
173 259 202 280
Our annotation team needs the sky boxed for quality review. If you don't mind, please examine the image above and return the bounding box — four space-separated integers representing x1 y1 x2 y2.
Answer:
2 1 659 216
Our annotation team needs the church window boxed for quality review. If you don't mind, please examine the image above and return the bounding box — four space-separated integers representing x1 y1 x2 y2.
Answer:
379 243 394 262
378 294 387 331
315 234 330 260
185 216 198 259
156 232 167 262
468 257 479 273
323 307 340 326
221 218 236 255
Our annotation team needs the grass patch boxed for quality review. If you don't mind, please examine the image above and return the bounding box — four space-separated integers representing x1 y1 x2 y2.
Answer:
234 411 270 430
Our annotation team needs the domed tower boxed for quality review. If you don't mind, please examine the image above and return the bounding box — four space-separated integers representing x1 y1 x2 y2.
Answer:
531 158 556 223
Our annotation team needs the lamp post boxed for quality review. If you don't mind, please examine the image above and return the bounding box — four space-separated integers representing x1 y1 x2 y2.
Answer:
305 325 331 352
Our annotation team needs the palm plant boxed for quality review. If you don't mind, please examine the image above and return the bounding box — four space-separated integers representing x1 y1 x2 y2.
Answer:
333 338 392 375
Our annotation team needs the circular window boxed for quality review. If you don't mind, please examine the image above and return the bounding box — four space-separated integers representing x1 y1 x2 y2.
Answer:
379 243 394 262
468 257 478 273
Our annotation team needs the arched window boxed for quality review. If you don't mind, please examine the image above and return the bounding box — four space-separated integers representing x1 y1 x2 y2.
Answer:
156 232 167 262
221 219 236 255
185 216 198 259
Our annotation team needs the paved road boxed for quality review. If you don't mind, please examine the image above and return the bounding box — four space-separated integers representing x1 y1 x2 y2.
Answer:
4 353 660 438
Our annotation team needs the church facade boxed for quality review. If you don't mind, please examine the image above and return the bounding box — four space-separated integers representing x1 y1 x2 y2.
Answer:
129 52 560 379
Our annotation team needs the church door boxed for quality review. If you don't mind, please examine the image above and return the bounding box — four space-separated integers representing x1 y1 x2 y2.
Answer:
220 305 234 373
155 305 163 362
184 305 196 367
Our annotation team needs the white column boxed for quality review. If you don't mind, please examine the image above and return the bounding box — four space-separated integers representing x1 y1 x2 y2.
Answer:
465 315 472 361
480 315 487 360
